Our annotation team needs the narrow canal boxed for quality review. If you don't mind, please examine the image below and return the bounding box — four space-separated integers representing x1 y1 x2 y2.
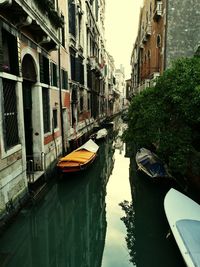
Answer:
0 118 186 267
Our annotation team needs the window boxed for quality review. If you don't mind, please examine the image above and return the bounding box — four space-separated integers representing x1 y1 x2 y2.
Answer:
2 29 19 75
157 35 161 48
87 93 90 110
2 78 19 149
39 54 50 84
79 91 84 112
61 19 65 47
61 69 68 89
75 56 84 84
150 3 152 17
95 0 98 21
87 67 92 89
53 109 58 129
68 0 76 36
148 49 151 59
51 62 58 87
70 50 76 81
42 87 50 133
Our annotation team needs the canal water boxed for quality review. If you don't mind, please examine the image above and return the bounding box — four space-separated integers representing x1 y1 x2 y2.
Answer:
0 118 185 267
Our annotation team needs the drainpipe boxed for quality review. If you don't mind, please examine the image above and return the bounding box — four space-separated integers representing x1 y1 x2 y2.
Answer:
58 28 65 156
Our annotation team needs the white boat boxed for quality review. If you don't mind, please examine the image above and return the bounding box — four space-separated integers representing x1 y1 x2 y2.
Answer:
164 188 200 267
90 128 108 140
96 128 108 140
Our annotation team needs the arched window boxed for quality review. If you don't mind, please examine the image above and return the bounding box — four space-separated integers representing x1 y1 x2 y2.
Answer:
22 54 37 82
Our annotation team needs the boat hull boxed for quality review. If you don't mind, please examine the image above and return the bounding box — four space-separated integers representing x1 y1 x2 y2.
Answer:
57 153 97 173
164 188 200 267
57 139 99 173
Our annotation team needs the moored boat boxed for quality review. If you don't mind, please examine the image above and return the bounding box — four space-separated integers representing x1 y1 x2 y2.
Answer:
90 128 108 141
135 147 170 179
96 128 108 140
57 139 99 173
164 188 200 267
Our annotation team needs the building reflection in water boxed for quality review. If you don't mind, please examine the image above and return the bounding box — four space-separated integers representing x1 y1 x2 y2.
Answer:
0 137 115 267
121 148 186 267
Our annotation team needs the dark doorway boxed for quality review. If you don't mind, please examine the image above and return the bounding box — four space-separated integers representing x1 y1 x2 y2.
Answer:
22 81 33 157
21 54 37 158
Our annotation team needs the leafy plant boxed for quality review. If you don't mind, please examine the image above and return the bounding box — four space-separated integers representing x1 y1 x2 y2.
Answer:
124 57 200 179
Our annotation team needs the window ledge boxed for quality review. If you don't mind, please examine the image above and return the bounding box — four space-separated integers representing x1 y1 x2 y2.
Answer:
1 144 22 160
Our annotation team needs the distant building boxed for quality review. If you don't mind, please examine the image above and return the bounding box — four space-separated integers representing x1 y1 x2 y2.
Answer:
115 65 126 110
105 52 116 117
125 78 132 103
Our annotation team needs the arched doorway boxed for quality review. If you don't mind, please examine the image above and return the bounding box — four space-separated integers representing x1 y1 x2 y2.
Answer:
21 54 37 158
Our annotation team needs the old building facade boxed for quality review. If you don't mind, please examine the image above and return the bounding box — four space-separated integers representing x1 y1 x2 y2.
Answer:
0 0 118 221
131 0 200 94
0 0 69 220
131 0 165 93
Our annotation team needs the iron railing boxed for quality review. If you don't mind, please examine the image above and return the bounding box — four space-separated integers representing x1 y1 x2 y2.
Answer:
26 152 46 183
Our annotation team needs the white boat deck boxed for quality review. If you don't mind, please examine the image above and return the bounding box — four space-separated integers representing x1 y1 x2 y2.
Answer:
164 188 200 267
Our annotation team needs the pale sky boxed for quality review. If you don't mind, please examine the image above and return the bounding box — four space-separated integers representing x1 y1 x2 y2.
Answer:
105 0 143 79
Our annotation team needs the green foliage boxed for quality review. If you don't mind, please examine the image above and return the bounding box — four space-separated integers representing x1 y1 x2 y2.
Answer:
119 200 136 265
124 57 200 176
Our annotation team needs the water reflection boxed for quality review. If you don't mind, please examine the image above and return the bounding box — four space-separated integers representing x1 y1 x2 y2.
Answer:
126 156 186 267
102 119 133 267
119 200 136 266
0 138 115 267
0 117 188 267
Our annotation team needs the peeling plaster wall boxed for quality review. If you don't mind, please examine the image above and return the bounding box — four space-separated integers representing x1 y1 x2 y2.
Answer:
166 0 200 68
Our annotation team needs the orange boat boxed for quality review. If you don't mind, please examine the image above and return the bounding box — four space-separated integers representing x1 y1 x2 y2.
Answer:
57 139 99 173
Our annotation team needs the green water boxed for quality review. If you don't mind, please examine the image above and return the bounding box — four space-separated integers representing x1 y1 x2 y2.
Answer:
0 120 186 267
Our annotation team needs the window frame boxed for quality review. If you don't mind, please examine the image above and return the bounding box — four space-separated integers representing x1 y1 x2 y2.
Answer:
2 78 19 150
42 87 50 134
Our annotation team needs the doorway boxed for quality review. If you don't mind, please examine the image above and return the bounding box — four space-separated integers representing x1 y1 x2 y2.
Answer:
22 80 33 157
21 54 37 159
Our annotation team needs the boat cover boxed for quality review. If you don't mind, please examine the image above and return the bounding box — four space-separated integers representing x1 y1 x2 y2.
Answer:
60 150 95 163
96 128 108 139
59 139 99 163
76 139 99 153
176 219 200 267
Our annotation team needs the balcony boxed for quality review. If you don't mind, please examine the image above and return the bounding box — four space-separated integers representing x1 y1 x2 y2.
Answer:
89 56 102 73
153 1 162 21
89 56 97 70
0 0 64 50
